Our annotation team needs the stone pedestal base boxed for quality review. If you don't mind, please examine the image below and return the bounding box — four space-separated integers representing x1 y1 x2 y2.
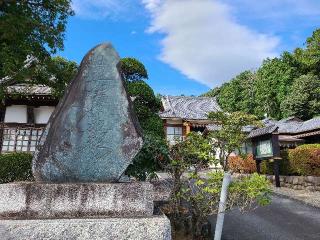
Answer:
0 182 172 240
0 216 171 240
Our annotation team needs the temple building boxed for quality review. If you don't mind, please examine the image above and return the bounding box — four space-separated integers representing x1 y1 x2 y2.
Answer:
247 116 320 149
159 96 221 144
0 84 58 153
1 86 319 154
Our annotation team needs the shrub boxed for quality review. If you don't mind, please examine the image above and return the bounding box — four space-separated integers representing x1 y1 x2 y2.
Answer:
0 153 33 183
260 150 291 175
288 144 320 176
228 154 256 173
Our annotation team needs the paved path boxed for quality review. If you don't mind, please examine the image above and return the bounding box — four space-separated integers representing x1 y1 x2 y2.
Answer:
209 195 320 240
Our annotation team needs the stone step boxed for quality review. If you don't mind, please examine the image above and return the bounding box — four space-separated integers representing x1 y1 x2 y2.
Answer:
0 216 171 240
0 182 153 219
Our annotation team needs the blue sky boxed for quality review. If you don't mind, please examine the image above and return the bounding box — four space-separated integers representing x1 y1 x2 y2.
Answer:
58 0 320 96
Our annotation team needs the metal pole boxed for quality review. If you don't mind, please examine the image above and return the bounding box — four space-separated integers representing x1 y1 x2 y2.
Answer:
214 172 231 240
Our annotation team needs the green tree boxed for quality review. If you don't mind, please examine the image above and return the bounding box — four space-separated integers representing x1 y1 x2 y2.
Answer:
208 111 260 170
216 71 256 114
35 56 78 98
254 52 302 119
294 29 320 75
0 0 74 82
201 86 221 98
202 29 320 120
281 74 320 120
0 56 78 100
119 58 148 82
164 130 270 239
120 58 167 180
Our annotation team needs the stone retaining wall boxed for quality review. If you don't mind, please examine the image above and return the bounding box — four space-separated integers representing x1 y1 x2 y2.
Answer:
266 175 320 192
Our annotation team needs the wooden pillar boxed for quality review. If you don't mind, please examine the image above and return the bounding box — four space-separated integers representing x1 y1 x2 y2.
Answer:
27 106 35 124
273 159 281 187
256 160 261 174
183 122 191 136
0 105 6 153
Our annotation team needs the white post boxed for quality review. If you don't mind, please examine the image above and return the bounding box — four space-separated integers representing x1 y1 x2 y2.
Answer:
214 172 231 240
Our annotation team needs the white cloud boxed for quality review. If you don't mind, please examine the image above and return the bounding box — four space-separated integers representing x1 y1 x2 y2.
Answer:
72 0 133 20
224 0 320 19
142 0 280 87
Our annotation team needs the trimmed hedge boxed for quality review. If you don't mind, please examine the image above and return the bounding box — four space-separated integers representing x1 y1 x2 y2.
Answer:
288 144 320 176
0 153 33 183
260 144 320 176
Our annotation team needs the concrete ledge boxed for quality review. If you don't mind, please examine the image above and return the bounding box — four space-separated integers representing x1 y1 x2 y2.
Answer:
0 182 153 219
0 215 171 240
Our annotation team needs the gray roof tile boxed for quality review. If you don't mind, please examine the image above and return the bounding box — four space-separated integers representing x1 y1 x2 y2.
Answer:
247 125 278 138
159 96 221 120
6 84 52 95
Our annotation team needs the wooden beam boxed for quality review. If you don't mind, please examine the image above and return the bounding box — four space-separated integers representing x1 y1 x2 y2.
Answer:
27 106 35 124
0 105 6 153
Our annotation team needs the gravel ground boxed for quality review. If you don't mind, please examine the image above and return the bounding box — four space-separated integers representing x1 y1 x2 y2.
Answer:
272 186 320 208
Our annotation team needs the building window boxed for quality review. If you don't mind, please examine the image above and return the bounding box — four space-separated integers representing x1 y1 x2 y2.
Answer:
235 141 253 155
166 126 183 144
1 127 43 153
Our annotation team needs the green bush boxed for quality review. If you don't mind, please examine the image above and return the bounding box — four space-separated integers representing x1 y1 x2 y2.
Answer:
260 150 291 175
0 153 33 183
288 144 320 176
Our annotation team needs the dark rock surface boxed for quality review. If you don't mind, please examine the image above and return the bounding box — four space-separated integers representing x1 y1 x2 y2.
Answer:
32 43 143 182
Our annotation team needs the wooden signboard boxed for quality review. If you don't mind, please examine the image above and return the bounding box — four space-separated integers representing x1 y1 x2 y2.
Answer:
252 134 281 187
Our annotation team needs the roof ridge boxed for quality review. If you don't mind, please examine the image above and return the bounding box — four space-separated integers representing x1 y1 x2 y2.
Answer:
166 95 176 117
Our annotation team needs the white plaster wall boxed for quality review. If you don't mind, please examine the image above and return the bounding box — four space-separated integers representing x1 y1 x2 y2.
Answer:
34 106 55 124
4 105 27 123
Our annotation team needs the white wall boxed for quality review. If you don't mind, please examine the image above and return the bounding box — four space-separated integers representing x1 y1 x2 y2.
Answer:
34 106 55 124
4 105 27 123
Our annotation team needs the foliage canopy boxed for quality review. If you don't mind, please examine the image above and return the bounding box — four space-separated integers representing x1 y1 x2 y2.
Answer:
119 58 148 82
203 29 320 120
0 0 74 82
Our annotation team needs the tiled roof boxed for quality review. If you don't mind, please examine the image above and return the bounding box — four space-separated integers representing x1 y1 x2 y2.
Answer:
263 116 320 134
299 117 320 133
6 84 52 95
159 96 221 120
247 125 278 138
247 116 320 138
206 124 255 133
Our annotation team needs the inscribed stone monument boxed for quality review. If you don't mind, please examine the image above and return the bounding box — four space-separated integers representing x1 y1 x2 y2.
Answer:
32 43 143 182
0 43 171 240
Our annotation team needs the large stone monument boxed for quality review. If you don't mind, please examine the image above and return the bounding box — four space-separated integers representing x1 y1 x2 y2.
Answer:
0 43 171 240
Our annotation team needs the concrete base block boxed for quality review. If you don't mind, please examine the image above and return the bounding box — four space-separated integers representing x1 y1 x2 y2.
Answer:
0 182 153 219
0 216 171 240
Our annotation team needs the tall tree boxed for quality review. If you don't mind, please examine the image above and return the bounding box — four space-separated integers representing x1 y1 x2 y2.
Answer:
294 29 320 75
254 52 301 119
36 56 78 98
281 74 320 120
0 0 74 82
119 58 167 180
217 71 256 114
